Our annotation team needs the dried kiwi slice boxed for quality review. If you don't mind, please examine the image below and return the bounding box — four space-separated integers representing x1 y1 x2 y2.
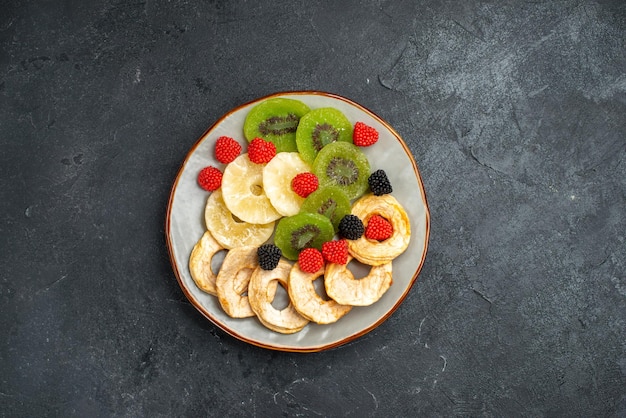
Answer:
295 107 353 164
244 98 311 152
300 185 351 232
274 212 335 260
312 141 370 200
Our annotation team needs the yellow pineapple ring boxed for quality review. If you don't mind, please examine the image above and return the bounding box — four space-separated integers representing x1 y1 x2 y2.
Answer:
188 231 224 295
324 256 393 306
262 152 311 216
348 194 411 266
216 246 265 318
204 189 275 249
221 154 282 224
287 263 352 324
248 259 309 334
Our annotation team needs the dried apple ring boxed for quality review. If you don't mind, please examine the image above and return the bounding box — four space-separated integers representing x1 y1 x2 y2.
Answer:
188 231 224 295
248 259 309 334
216 246 260 318
288 263 352 324
324 256 393 306
348 194 411 266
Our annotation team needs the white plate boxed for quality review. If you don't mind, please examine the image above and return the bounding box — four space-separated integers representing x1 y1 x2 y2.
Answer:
166 91 430 352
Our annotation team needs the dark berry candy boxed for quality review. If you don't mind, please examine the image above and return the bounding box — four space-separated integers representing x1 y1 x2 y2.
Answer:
337 214 364 240
257 244 282 270
368 169 392 196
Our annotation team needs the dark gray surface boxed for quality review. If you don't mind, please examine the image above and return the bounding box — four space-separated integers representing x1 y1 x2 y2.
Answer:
1 0 625 416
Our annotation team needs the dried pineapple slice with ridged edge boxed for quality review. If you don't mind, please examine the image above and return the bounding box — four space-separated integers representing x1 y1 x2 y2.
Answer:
204 189 275 249
262 152 311 217
221 153 282 224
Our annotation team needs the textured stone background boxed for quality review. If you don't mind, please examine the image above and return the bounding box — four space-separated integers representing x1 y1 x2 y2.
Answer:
1 0 625 416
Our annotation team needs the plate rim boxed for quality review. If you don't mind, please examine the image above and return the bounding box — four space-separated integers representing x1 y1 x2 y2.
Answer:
165 90 431 353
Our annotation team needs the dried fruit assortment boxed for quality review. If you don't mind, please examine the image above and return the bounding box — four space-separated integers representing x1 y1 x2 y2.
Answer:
188 97 411 334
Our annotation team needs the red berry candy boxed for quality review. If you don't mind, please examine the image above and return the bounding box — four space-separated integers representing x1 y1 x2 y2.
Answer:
248 138 276 164
298 248 324 273
353 122 379 147
291 172 319 198
197 166 222 191
364 215 393 241
215 136 242 164
322 240 348 265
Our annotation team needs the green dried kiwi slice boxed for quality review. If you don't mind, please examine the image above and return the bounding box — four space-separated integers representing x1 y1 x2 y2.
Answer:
295 107 353 164
312 141 370 200
300 185 351 232
274 212 335 261
243 98 311 152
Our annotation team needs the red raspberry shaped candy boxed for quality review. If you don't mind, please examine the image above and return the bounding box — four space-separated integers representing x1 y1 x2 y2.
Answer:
291 172 319 198
197 166 222 191
353 122 379 147
298 248 324 273
215 136 242 164
365 215 393 241
322 240 348 265
248 138 276 164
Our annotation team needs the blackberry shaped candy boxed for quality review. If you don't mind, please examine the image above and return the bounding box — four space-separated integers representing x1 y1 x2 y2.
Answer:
257 244 282 270
368 169 393 196
338 214 364 240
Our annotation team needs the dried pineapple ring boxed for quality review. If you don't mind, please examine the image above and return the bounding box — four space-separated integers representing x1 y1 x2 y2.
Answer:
205 189 275 249
248 259 309 334
324 256 393 306
348 194 411 266
188 231 224 295
262 152 311 216
288 263 352 324
221 153 282 224
216 246 260 318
